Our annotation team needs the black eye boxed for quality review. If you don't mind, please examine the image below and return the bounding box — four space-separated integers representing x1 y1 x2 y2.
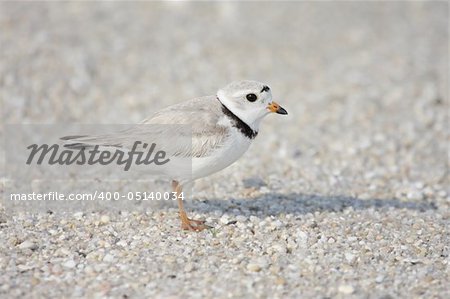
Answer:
246 93 257 102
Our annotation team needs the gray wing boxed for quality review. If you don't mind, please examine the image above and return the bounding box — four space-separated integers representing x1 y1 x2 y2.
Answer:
62 96 230 158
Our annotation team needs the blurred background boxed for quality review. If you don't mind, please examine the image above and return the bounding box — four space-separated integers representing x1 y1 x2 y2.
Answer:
1 1 447 200
0 2 448 298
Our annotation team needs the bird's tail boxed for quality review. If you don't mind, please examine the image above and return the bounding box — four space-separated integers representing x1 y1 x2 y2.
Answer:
60 135 123 150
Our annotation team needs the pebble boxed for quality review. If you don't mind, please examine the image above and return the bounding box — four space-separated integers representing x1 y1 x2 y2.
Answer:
0 284 10 292
17 264 33 272
246 264 262 272
63 260 77 269
103 254 114 263
219 215 230 225
296 230 309 243
100 215 110 224
270 244 286 254
116 240 128 247
184 263 194 272
73 212 84 220
375 275 385 283
18 240 37 250
345 252 356 263
407 190 424 200
347 237 358 242
236 215 247 222
249 216 259 223
338 284 355 294
271 220 284 229
243 177 266 188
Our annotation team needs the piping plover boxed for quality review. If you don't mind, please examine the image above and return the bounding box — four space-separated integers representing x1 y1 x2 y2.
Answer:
63 80 287 231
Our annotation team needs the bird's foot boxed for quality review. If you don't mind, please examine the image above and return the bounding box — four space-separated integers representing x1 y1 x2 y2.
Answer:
181 218 211 232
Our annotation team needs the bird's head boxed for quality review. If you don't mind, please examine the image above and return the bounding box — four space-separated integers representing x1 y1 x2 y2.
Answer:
217 80 287 131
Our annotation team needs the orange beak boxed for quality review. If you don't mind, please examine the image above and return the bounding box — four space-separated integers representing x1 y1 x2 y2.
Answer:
267 101 288 115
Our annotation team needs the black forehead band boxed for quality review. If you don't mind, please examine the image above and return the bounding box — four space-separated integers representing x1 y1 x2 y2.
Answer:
261 85 270 93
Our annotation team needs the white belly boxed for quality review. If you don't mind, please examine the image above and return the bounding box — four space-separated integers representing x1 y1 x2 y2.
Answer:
191 129 252 181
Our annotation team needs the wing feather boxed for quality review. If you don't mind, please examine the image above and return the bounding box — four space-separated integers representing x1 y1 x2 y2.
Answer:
62 96 230 158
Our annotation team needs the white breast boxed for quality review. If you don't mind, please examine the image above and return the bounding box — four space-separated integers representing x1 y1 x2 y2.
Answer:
190 125 252 181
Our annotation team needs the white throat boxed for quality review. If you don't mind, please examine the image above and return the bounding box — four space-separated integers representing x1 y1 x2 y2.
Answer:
217 93 268 132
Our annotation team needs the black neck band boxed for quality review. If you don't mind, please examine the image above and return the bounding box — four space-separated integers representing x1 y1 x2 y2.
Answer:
217 97 258 139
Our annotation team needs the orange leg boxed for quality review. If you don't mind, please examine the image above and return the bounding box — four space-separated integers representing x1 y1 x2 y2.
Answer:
172 180 210 231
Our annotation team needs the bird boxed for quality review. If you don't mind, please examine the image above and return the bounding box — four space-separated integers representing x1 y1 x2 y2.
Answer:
62 80 287 231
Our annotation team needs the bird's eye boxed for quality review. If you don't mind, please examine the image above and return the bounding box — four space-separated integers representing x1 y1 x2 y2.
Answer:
246 93 257 102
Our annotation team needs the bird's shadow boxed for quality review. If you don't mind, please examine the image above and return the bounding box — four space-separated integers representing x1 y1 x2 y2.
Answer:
187 192 437 217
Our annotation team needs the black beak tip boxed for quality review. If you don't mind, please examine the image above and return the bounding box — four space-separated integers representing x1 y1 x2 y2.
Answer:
277 107 288 115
